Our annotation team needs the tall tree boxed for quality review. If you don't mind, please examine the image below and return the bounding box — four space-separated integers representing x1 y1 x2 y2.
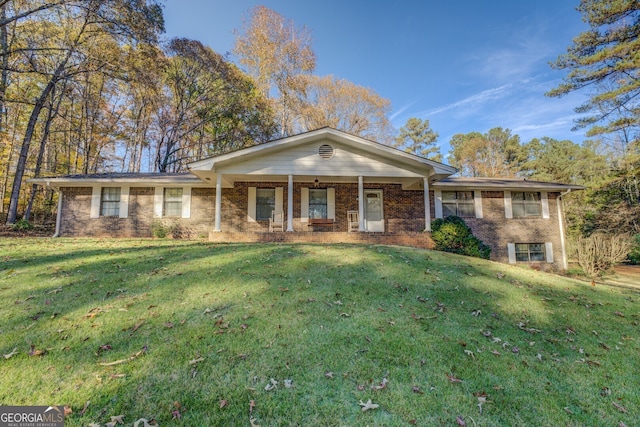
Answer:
394 117 441 161
547 0 640 141
295 74 392 141
154 38 276 172
448 128 524 177
5 0 164 224
233 6 316 136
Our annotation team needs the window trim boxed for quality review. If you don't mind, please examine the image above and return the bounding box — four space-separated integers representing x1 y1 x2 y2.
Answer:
163 187 183 218
511 191 542 218
441 190 475 218
100 187 121 217
255 188 276 221
515 243 545 262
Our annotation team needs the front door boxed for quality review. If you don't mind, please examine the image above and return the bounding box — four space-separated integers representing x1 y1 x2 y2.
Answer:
364 190 384 232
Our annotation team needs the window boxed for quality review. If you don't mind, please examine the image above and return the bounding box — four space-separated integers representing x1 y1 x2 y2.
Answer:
442 191 475 217
256 188 275 221
515 243 545 262
163 188 183 217
512 192 541 217
309 189 328 219
100 187 120 217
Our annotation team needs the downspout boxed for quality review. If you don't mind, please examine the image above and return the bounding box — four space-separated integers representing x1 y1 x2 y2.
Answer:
53 186 62 238
557 189 572 270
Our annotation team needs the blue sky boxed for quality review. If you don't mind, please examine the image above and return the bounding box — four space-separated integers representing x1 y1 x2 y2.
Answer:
162 0 590 155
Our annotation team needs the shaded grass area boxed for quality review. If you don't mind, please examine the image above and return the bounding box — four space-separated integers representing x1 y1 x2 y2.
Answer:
0 238 638 426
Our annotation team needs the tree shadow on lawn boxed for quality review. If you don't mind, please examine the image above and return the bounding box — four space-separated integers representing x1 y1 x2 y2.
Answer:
1 241 638 425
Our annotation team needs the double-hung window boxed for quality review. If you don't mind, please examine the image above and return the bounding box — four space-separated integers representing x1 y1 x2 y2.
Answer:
100 187 121 217
163 188 183 217
256 188 276 221
515 243 545 262
512 192 541 217
442 191 475 218
309 189 328 219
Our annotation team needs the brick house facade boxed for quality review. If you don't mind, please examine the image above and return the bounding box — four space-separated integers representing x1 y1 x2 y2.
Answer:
32 128 581 269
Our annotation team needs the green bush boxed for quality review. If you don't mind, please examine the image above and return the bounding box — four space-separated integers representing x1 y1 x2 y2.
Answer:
431 216 491 259
628 234 640 264
11 218 34 231
151 220 175 238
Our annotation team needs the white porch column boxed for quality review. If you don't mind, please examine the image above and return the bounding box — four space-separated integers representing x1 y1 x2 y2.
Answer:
358 176 364 231
287 174 294 232
423 177 431 231
214 173 222 232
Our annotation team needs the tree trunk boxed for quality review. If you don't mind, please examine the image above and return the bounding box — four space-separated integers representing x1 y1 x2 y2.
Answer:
24 85 60 221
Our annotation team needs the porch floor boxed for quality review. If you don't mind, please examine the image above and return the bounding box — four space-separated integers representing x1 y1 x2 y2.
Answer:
208 231 435 250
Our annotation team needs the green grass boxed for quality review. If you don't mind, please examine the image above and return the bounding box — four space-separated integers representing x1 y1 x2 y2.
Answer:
0 238 638 426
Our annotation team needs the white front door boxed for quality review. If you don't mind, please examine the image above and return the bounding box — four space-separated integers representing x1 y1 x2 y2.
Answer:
364 190 384 232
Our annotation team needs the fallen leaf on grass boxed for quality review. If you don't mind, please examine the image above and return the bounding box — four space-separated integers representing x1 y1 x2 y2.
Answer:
446 373 462 383
133 418 157 427
372 378 388 390
80 401 90 415
284 379 293 388
98 348 146 366
250 417 260 427
412 386 424 394
325 371 334 379
614 311 625 317
464 350 475 359
264 378 278 391
456 415 466 426
3 348 17 359
63 406 72 416
88 423 101 427
563 407 574 414
219 399 229 409
110 415 125 424
249 400 256 414
29 344 46 357
188 357 204 365
612 401 628 413
358 399 379 412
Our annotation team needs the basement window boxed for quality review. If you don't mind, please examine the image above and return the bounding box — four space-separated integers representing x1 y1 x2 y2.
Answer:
515 243 545 262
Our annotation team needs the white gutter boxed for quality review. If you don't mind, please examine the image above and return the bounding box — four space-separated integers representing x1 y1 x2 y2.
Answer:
557 189 572 270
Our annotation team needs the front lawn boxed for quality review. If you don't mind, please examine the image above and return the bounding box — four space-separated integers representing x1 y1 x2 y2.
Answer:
0 238 638 426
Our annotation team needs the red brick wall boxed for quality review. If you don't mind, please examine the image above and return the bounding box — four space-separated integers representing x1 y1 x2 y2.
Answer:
462 191 564 268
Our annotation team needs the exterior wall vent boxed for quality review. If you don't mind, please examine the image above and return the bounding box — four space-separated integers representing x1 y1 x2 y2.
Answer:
318 144 334 159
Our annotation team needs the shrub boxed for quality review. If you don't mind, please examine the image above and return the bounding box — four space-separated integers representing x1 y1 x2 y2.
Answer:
572 233 633 278
11 218 34 231
151 220 176 238
431 216 491 259
628 234 640 265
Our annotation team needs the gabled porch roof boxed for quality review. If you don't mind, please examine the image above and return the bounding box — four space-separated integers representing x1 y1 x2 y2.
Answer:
188 127 457 188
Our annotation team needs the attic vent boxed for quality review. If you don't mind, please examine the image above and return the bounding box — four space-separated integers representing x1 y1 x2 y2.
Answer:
318 144 334 159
